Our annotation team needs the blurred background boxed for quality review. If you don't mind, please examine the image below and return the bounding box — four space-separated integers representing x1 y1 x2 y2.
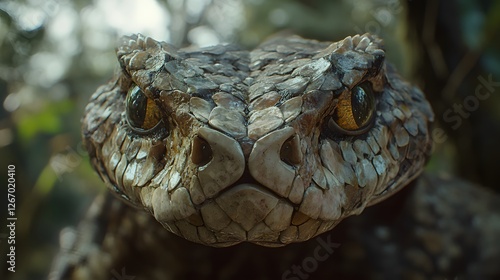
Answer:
0 0 498 278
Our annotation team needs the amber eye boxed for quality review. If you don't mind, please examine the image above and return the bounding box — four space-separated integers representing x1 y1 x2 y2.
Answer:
328 81 375 135
126 85 162 133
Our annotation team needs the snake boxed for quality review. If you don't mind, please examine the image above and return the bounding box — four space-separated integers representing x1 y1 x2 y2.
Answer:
49 34 500 279
80 33 433 246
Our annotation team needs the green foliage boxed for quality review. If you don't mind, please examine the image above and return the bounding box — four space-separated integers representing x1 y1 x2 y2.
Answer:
17 99 73 142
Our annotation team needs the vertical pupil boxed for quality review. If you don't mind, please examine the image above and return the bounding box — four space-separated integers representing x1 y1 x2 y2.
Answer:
127 86 147 127
351 85 374 127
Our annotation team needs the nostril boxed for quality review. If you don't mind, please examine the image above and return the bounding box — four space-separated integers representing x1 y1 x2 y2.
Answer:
192 135 213 166
280 135 302 166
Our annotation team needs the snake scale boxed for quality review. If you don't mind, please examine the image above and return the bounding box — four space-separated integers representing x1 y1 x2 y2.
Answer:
50 34 500 279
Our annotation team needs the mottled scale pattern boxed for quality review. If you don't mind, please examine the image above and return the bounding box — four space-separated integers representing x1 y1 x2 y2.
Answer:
81 33 434 247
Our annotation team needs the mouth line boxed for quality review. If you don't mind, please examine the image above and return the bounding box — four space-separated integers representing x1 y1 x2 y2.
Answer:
197 169 297 207
208 240 288 247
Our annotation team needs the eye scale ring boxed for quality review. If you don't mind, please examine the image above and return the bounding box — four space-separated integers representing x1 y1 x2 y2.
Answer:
328 81 376 136
125 84 162 134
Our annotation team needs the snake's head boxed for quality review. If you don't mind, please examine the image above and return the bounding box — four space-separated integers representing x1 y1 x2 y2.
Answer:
82 33 434 247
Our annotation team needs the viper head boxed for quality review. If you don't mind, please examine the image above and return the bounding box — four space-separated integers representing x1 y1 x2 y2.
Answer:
82 34 433 247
